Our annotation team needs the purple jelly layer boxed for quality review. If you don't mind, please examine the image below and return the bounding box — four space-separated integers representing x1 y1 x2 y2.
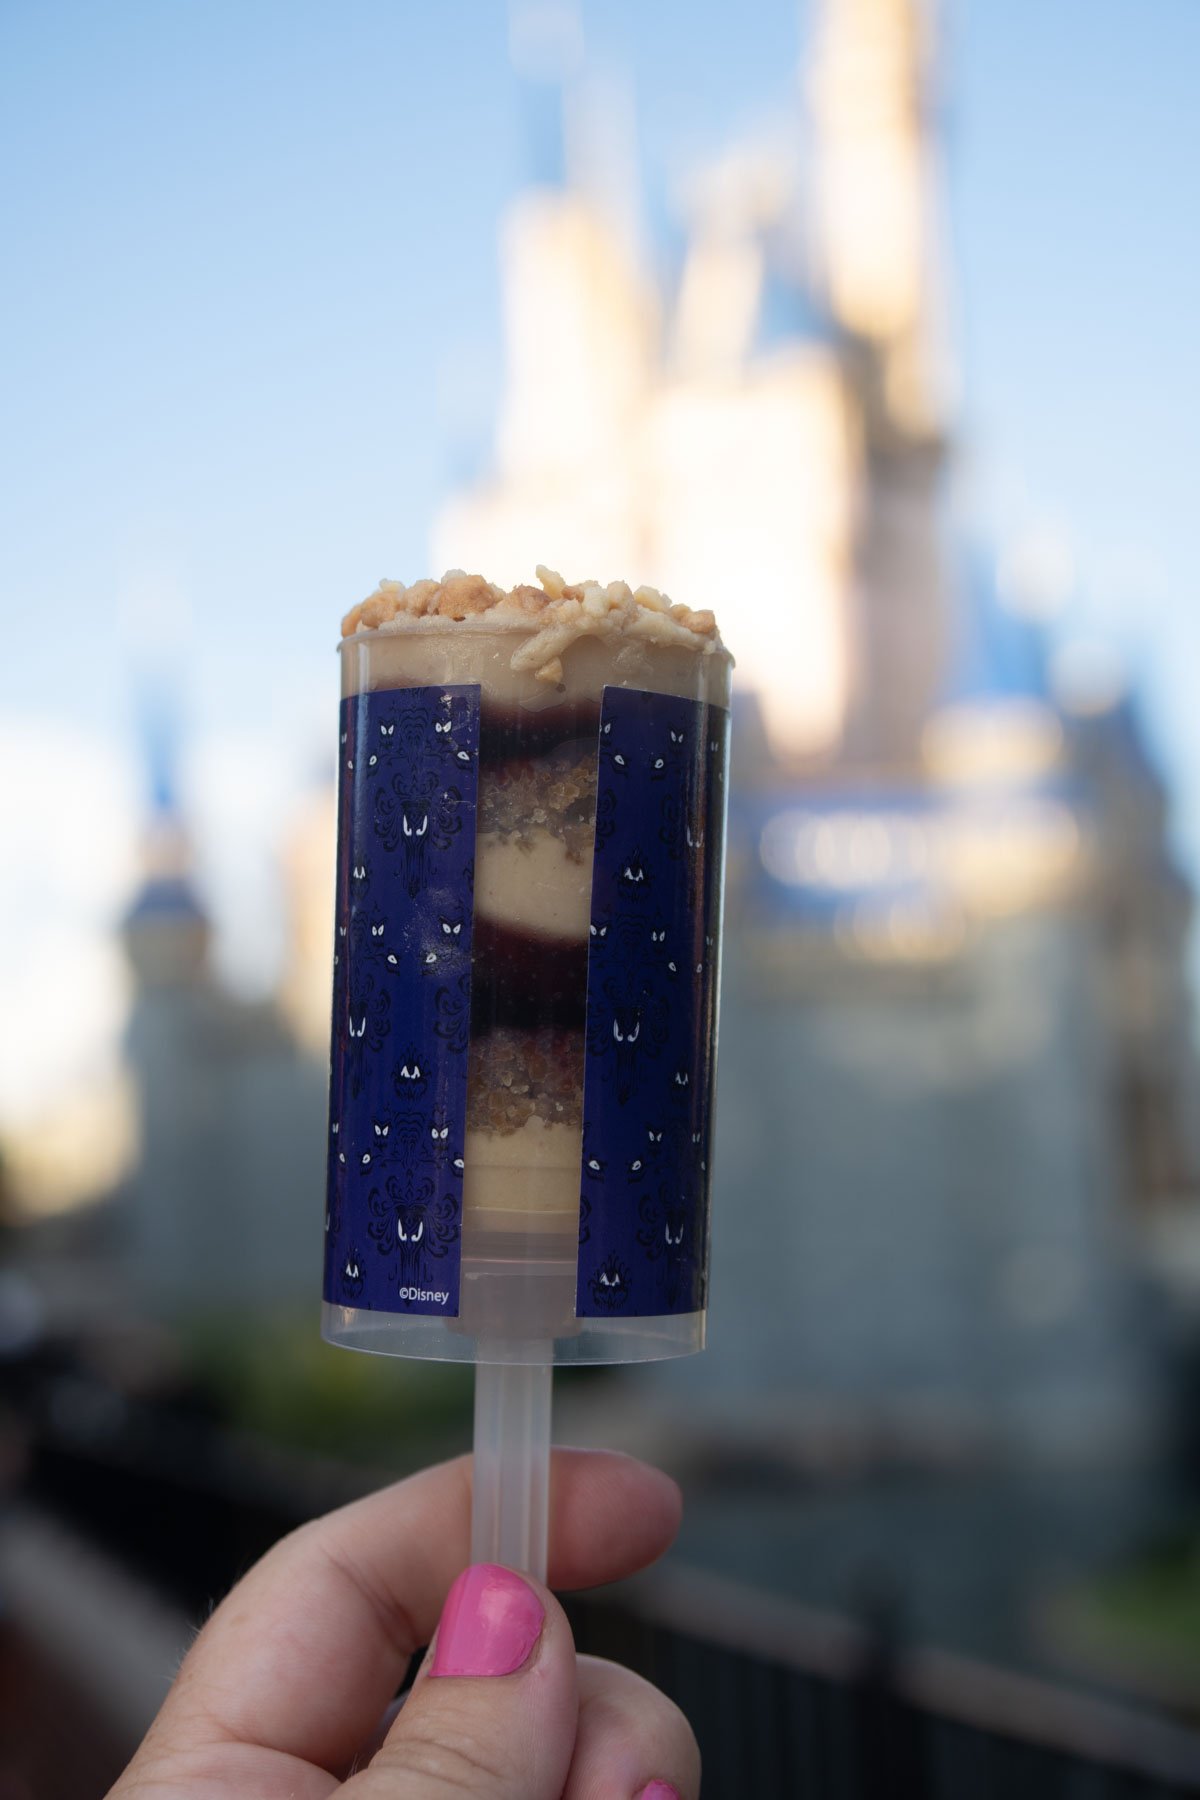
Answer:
470 913 587 1032
478 697 601 766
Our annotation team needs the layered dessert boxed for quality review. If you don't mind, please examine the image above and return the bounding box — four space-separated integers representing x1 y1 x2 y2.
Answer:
339 567 729 1338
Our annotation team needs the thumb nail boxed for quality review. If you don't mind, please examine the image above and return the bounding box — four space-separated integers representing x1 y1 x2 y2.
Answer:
430 1563 545 1679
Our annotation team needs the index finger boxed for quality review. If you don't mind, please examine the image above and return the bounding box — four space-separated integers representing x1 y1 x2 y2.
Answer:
154 1448 681 1776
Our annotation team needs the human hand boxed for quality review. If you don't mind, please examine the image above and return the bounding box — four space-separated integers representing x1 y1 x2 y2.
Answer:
107 1448 697 1798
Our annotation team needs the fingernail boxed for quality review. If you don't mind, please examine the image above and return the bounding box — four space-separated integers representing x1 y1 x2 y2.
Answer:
637 1785 681 1800
430 1563 545 1678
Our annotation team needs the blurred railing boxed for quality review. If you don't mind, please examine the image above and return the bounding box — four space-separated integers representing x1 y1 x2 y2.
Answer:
11 1375 1200 1798
569 1567 1200 1798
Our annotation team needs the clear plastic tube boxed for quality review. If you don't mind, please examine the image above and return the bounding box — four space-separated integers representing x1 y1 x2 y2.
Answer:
470 1348 552 1581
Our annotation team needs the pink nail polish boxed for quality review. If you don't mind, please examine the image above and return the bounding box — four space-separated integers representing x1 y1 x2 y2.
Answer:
430 1563 545 1678
637 1785 681 1800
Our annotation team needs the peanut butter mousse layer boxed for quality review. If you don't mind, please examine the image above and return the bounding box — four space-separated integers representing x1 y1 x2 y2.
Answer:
461 1117 583 1225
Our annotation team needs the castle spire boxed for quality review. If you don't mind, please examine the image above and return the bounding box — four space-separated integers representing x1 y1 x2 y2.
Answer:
121 671 209 988
808 0 954 436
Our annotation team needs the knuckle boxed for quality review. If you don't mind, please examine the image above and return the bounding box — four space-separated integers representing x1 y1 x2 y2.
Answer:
374 1720 516 1795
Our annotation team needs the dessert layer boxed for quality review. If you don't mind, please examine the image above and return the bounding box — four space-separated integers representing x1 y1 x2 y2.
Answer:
474 741 593 860
466 1025 584 1133
475 827 591 943
461 1118 582 1222
470 916 587 1032
341 567 725 685
478 702 599 769
465 1115 580 1169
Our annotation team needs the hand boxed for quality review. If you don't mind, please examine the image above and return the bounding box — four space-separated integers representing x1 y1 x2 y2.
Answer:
108 1448 698 1799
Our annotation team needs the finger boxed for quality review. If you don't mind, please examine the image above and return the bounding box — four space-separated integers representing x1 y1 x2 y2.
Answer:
353 1564 576 1799
562 1655 700 1800
156 1449 680 1776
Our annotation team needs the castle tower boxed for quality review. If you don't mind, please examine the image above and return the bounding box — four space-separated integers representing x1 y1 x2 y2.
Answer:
119 689 326 1312
809 0 955 764
432 4 656 585
118 691 223 1304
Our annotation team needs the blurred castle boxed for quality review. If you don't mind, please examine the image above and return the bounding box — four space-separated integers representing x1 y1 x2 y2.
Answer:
437 0 951 769
93 0 1199 1466
432 0 1200 1463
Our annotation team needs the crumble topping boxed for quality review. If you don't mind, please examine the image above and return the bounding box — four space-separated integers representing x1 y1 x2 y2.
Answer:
342 567 724 684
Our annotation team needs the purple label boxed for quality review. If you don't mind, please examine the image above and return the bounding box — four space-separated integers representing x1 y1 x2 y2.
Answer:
324 686 479 1317
576 689 729 1318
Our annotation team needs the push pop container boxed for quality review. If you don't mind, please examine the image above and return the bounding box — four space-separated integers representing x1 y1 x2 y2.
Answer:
321 569 730 1574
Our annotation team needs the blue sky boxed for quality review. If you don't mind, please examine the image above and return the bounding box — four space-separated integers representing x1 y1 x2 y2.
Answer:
2 0 1197 747
1 0 1199 1107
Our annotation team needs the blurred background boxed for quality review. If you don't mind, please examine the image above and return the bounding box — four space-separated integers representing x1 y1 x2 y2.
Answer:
4 0 1200 1793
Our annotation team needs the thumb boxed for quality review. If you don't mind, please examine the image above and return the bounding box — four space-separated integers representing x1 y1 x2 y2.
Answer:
352 1563 577 1798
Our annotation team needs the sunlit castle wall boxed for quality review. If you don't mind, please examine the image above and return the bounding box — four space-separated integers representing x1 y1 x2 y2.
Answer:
432 185 655 591
643 351 855 760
